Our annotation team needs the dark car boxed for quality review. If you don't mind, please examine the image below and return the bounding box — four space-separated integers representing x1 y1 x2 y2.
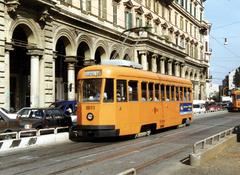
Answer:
0 110 19 133
49 100 77 115
17 108 72 130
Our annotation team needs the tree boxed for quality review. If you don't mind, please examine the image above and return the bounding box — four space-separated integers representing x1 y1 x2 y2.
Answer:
233 67 240 88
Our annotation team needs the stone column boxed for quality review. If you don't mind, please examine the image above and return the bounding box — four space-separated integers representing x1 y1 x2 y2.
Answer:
160 56 166 74
200 83 205 100
175 61 180 77
152 54 157 73
167 59 173 76
139 51 148 71
192 81 200 100
65 56 77 101
180 63 185 78
27 48 43 108
4 43 14 110
52 51 57 102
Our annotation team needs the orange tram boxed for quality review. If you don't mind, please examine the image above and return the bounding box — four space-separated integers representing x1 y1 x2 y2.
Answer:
73 61 193 138
228 89 240 112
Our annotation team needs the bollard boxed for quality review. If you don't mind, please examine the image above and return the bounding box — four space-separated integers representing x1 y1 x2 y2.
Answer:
189 153 201 166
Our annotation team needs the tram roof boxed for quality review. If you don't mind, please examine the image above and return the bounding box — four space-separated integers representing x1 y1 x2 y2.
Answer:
78 65 192 86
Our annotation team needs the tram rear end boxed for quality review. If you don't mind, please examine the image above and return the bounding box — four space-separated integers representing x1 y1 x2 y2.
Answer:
228 89 240 112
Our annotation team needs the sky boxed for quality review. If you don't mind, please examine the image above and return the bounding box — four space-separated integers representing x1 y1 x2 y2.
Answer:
205 0 240 85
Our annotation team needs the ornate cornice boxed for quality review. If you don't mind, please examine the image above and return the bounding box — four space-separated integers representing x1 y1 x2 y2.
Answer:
27 47 44 57
161 22 168 29
123 0 134 9
135 6 144 15
175 30 180 36
39 9 51 22
145 12 153 20
64 56 78 63
113 0 121 3
154 18 161 25
168 26 174 33
180 33 185 39
5 0 20 14
160 0 174 6
190 39 195 44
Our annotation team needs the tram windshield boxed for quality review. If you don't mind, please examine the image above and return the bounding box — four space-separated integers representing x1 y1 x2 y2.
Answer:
236 95 240 100
82 79 102 102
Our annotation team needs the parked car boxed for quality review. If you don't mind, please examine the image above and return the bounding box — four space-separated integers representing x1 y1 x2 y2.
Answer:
205 102 223 112
193 104 206 114
0 107 17 119
0 110 19 133
49 100 77 122
49 100 77 114
17 108 72 130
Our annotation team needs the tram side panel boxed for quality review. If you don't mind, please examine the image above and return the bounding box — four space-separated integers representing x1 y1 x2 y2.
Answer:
115 101 140 136
162 101 181 127
138 101 161 132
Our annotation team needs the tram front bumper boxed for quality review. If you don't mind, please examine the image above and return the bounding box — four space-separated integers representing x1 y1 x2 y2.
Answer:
70 125 120 138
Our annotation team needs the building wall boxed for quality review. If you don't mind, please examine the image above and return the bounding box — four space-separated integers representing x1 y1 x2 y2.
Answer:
0 0 211 110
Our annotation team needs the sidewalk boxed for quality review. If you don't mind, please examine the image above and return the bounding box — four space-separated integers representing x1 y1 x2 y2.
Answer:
171 141 240 175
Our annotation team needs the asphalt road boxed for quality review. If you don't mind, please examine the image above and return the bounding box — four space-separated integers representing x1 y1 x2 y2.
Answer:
0 111 239 175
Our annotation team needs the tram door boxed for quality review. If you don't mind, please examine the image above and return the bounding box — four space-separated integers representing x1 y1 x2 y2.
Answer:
116 80 139 135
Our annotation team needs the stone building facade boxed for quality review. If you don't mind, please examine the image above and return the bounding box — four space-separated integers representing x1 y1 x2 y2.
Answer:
0 0 211 111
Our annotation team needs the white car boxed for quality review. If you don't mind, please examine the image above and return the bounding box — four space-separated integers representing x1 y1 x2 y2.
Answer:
193 104 206 114
0 107 17 119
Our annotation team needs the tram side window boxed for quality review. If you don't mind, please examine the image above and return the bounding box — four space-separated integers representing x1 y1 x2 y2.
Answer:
184 87 187 101
103 79 114 102
166 85 170 101
179 87 183 101
176 87 179 101
155 84 160 101
237 95 240 100
149 83 154 101
161 84 165 101
141 82 147 101
187 88 192 101
171 86 175 101
117 80 127 102
128 81 138 101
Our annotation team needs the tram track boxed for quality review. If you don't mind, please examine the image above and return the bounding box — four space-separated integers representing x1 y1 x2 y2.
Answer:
1 112 239 175
43 124 224 175
135 145 191 173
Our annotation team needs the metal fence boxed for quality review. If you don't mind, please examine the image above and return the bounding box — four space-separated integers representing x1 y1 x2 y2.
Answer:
0 127 69 140
192 127 235 154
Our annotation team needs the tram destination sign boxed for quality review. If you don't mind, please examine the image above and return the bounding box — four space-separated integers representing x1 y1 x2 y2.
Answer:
85 70 102 76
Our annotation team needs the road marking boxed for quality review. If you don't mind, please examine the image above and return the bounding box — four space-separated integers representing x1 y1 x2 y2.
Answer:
18 156 39 160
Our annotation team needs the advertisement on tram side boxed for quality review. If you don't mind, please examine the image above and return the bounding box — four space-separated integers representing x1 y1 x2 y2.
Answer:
180 103 192 115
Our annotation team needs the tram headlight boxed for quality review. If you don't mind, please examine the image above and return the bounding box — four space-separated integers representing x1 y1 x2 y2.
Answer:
86 113 94 121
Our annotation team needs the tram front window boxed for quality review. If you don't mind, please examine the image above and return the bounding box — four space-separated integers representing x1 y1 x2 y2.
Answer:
237 95 240 100
82 79 102 102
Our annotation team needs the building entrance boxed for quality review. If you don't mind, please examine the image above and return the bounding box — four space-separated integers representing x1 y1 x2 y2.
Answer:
10 26 30 111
